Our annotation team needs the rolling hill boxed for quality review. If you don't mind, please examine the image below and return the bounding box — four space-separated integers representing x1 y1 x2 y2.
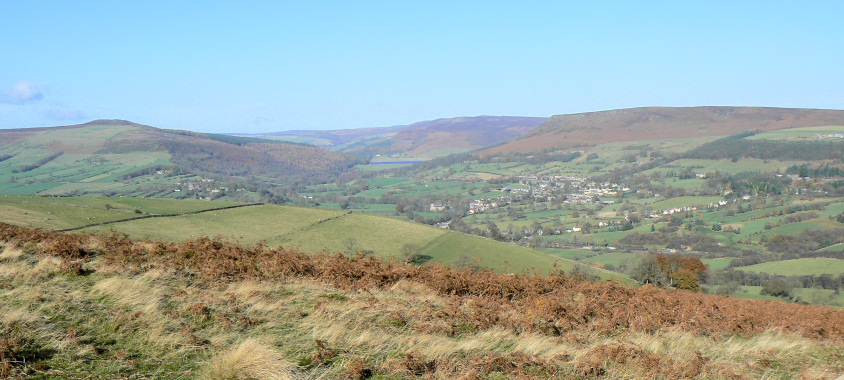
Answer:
0 120 360 198
0 195 626 280
242 116 547 160
482 106 844 155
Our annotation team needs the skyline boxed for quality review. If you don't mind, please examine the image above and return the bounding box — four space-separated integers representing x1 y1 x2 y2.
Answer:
2 1 843 133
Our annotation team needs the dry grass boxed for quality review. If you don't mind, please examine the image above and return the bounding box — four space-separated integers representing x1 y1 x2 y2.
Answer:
1 222 844 378
0 245 23 261
92 274 165 315
205 339 299 380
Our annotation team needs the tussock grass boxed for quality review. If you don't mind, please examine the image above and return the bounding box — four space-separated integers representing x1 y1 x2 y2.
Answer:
92 275 165 315
0 245 23 261
205 339 299 380
1 222 844 378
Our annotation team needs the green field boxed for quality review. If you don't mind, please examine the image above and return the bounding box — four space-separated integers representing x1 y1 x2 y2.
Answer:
736 258 844 276
746 125 844 140
539 248 595 260
0 196 636 281
0 195 229 230
579 251 640 268
419 233 632 282
716 285 844 308
702 258 733 270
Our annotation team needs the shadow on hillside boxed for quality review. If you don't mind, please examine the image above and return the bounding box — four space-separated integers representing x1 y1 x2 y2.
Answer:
414 255 434 264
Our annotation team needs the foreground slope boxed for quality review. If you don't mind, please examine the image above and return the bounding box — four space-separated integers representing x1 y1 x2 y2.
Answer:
0 120 359 197
483 106 844 155
0 223 842 378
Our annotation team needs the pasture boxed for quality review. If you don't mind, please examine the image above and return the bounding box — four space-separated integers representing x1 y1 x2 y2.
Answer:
0 196 609 277
736 258 844 276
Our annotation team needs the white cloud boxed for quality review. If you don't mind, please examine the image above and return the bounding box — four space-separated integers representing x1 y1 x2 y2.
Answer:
0 81 44 104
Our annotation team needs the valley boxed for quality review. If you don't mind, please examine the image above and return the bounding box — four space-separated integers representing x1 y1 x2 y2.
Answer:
3 106 844 378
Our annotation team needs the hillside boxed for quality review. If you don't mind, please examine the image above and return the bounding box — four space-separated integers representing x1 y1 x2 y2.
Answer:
482 106 844 155
0 120 360 198
0 195 625 280
245 116 547 160
290 123 844 308
239 125 408 148
1 221 843 378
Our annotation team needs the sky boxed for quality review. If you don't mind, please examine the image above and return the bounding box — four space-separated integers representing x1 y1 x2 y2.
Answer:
1 1 843 133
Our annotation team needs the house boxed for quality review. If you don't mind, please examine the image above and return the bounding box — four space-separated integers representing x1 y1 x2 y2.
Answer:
430 203 446 212
572 226 582 232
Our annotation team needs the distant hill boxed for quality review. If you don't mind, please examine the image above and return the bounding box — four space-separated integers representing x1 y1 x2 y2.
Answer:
242 116 548 160
0 120 360 197
482 107 844 155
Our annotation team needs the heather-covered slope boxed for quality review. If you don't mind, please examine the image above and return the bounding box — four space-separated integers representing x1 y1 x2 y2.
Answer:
482 107 844 155
245 116 547 160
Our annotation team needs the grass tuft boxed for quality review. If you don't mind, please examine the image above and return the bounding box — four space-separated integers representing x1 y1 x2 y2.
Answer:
204 339 298 380
0 246 24 261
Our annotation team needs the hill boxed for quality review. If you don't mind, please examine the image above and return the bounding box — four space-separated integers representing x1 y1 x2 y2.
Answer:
238 125 408 148
0 195 625 280
1 221 842 378
482 106 844 155
244 116 547 160
0 120 360 198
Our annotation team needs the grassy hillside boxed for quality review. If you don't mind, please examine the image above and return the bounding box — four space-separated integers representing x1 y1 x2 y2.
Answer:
483 106 844 155
0 120 360 198
1 222 842 378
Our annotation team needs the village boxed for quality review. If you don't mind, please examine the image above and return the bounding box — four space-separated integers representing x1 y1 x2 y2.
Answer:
461 175 630 216
427 173 739 248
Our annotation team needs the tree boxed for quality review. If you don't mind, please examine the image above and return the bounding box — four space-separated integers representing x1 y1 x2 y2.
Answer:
761 278 795 299
487 222 504 241
455 255 482 272
672 269 701 292
631 253 707 291
713 281 740 295
630 255 665 286
401 243 421 264
529 236 544 249
343 237 358 255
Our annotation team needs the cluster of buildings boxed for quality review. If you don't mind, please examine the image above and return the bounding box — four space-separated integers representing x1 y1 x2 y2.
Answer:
507 175 630 204
446 175 634 216
648 206 699 218
467 199 502 214
173 178 229 194
709 199 730 208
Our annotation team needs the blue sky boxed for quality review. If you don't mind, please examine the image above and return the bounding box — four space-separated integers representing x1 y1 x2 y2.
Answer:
1 1 842 133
